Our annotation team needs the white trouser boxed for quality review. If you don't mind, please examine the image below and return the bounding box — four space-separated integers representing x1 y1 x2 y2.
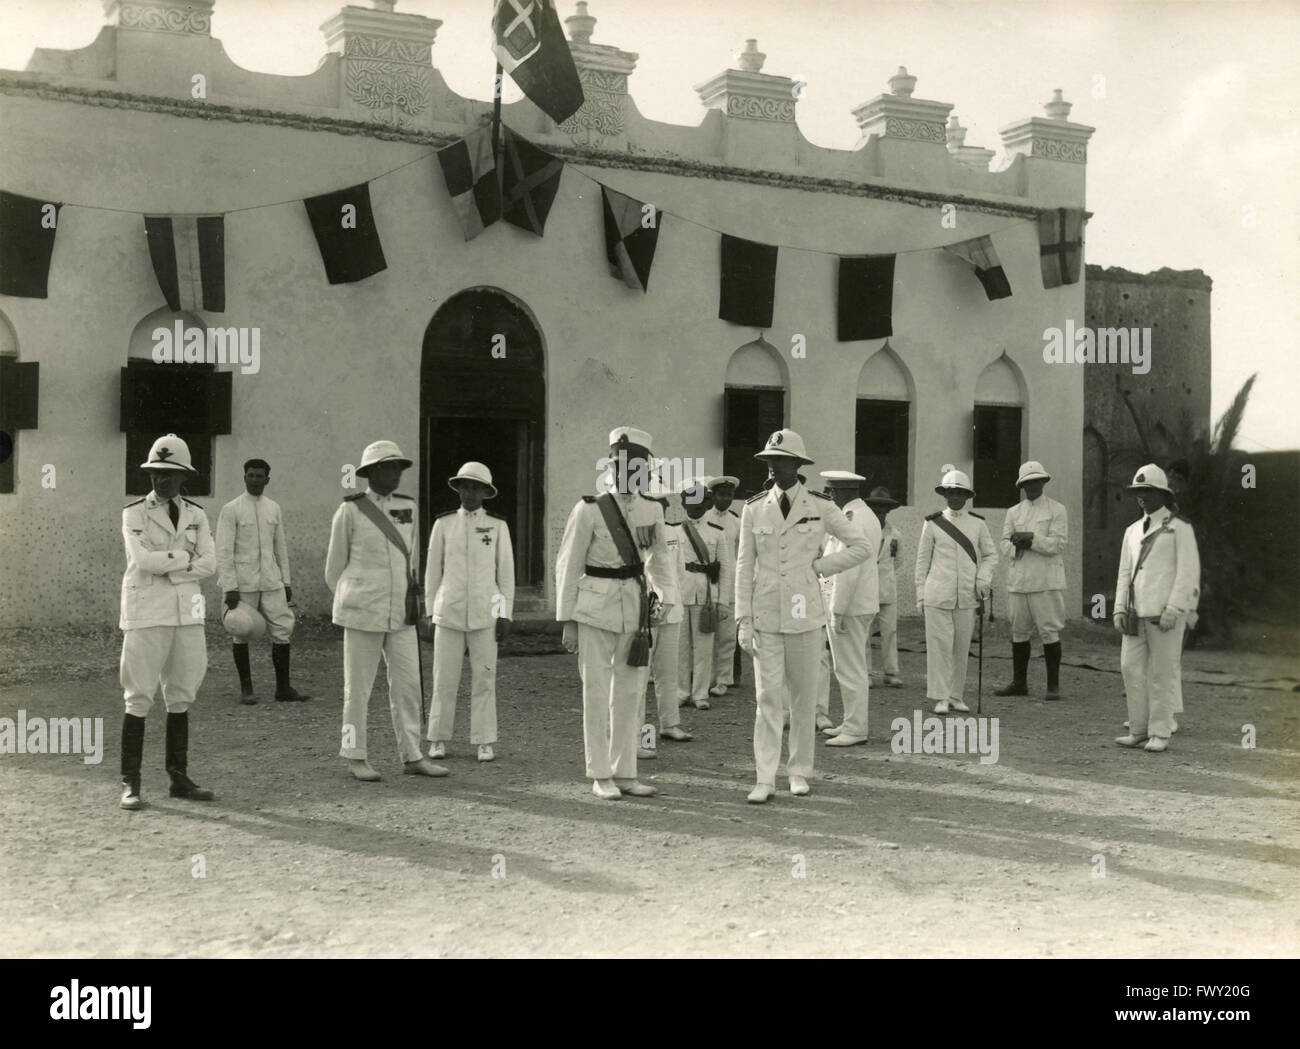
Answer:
924 606 976 702
867 602 899 676
827 614 871 737
638 621 683 734
1121 615 1185 739
1008 590 1066 645
428 624 498 745
121 625 207 717
816 629 832 717
711 603 736 688
752 629 821 786
339 627 423 763
580 623 649 783
235 587 295 644
680 605 717 703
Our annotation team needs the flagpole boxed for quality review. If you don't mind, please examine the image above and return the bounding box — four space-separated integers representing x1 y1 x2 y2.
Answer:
492 61 505 196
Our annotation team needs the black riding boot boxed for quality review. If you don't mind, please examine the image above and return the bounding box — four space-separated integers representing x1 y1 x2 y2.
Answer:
272 644 311 701
165 711 214 801
232 643 256 705
1044 642 1062 700
120 714 145 810
993 641 1031 696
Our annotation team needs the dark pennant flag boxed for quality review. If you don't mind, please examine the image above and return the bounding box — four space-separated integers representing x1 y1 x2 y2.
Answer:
601 186 660 292
302 183 388 285
837 254 896 340
719 234 778 328
501 128 564 237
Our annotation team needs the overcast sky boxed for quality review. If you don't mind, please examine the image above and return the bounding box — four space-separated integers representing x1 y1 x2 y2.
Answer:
2 0 1296 451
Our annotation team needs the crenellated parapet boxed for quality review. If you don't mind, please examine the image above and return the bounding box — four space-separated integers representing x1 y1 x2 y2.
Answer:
7 1 1095 214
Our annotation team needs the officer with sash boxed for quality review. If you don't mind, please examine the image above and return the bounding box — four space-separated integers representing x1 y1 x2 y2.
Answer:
325 440 446 782
556 427 678 800
736 430 870 803
915 467 997 714
117 434 217 810
677 477 734 710
994 461 1069 700
703 475 742 696
1113 464 1200 753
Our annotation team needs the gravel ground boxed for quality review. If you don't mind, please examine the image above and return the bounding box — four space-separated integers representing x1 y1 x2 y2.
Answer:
1 617 1296 958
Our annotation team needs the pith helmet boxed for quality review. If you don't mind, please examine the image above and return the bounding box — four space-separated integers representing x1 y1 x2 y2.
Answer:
936 468 975 497
139 434 197 473
1016 460 1052 485
755 429 814 465
221 602 267 642
357 440 412 476
448 461 498 498
1127 463 1173 495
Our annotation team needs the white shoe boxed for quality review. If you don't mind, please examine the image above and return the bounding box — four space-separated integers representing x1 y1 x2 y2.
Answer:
825 733 868 747
789 775 811 797
815 714 835 732
884 674 904 687
933 701 950 715
822 723 845 737
637 747 657 760
747 783 774 804
428 741 446 759
1171 719 1179 734
477 744 495 763
592 779 621 800
618 781 658 798
1144 736 1170 753
709 685 729 697
949 699 970 713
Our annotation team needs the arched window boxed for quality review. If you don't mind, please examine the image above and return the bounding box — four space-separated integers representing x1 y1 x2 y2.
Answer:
119 306 231 496
422 287 545 586
855 341 913 503
723 337 788 496
0 309 36 494
973 354 1026 507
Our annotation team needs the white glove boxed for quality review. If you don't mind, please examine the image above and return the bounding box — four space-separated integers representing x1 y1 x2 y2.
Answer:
737 617 755 654
1113 612 1126 633
1158 608 1178 632
561 621 579 653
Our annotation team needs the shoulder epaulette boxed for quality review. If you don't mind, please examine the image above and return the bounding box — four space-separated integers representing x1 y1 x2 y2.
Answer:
969 511 985 520
746 491 766 504
809 490 831 501
435 509 456 519
343 492 366 503
182 497 203 508
123 497 145 509
925 511 942 521
706 520 725 530
727 508 739 517
581 495 597 504
392 492 413 500
486 511 506 521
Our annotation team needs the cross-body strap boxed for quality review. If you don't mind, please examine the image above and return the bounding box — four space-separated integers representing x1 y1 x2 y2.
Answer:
929 513 979 564
595 493 645 571
1127 519 1174 602
351 495 413 578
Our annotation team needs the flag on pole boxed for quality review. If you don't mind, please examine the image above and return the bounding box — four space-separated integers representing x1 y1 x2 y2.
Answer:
491 0 584 124
1038 207 1084 288
601 187 660 292
438 127 502 241
837 255 895 340
719 234 778 328
143 215 226 312
0 190 62 299
944 234 1012 300
501 128 564 237
302 183 388 285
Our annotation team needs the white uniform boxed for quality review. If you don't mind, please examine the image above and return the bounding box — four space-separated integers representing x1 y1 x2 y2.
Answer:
999 494 1068 644
556 493 679 783
215 491 295 643
325 489 422 764
677 515 735 705
641 520 685 733
915 508 997 703
704 505 741 689
736 482 869 787
1115 508 1200 739
119 491 215 716
817 498 881 738
867 521 901 678
424 507 515 746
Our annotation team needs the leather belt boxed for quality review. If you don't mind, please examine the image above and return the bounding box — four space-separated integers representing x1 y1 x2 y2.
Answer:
584 563 643 580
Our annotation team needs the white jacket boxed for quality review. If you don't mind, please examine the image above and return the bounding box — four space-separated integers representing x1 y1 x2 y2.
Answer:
215 492 291 593
424 506 515 632
703 505 740 560
555 493 679 634
876 521 900 606
915 507 998 610
655 523 686 625
999 494 1068 593
325 489 417 632
827 497 882 616
677 514 735 609
735 482 870 634
119 491 216 630
1114 508 1200 617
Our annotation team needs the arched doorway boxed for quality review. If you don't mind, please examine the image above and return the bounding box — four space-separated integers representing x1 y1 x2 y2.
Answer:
421 288 545 586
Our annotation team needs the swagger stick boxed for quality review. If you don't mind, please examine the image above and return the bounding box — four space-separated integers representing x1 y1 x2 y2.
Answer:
977 593 986 716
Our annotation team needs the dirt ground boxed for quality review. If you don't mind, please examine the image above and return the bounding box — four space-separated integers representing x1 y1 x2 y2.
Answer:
1 616 1297 958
